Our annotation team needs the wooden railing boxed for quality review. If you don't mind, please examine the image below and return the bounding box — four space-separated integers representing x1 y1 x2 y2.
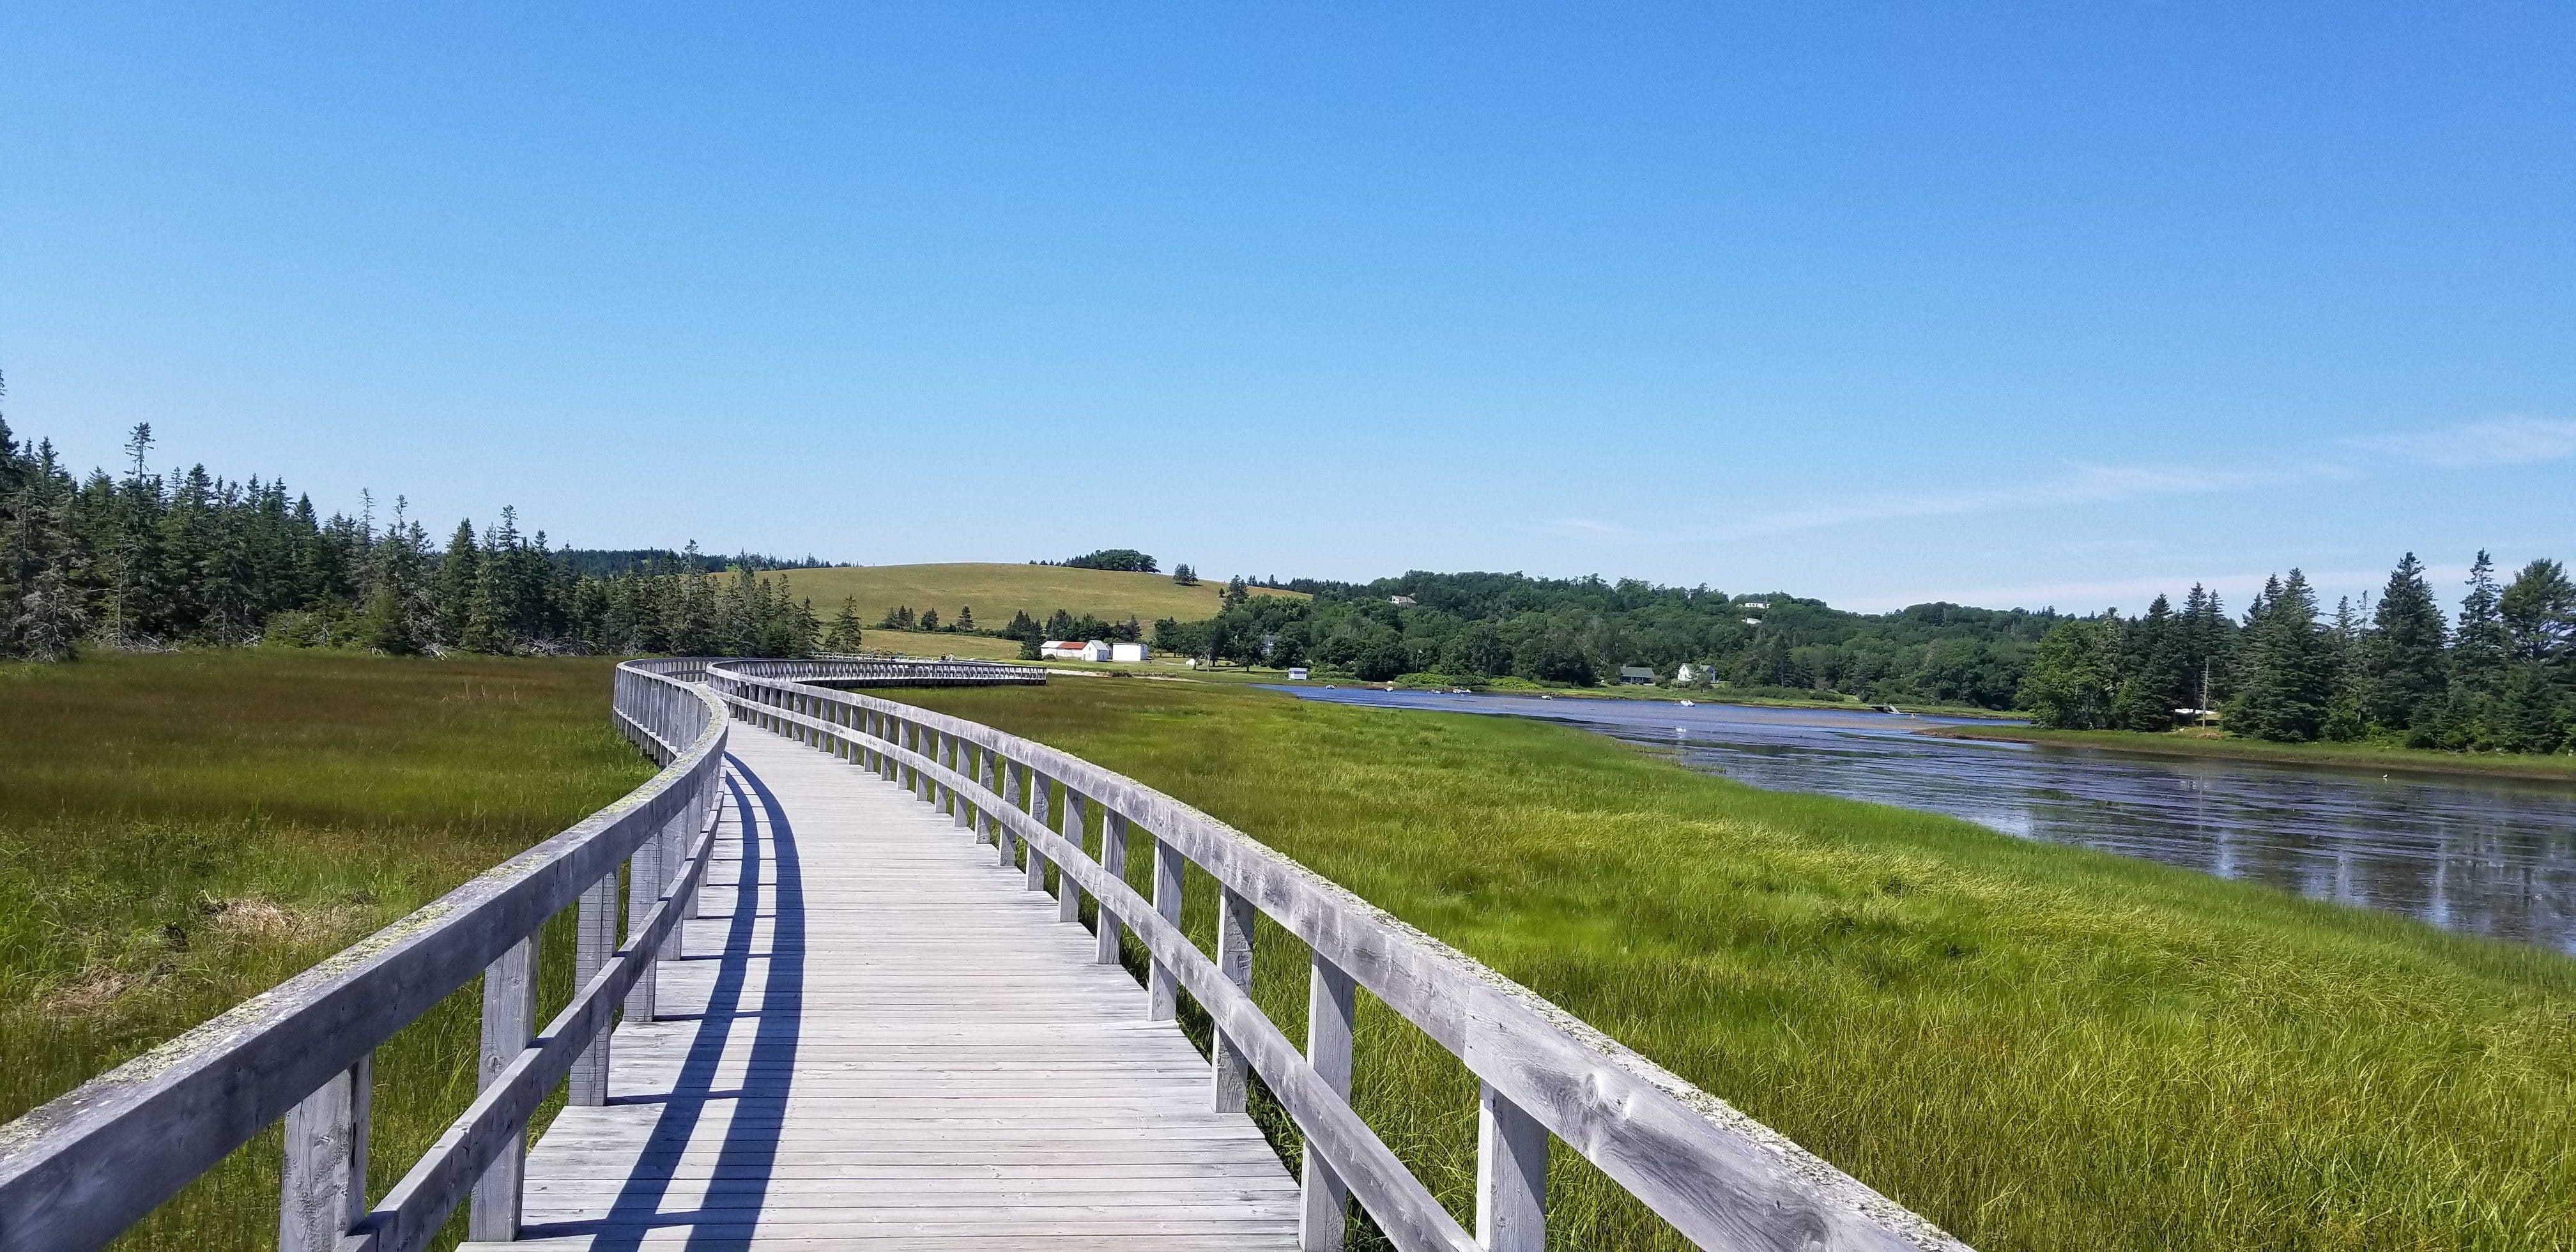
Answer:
0 656 1032 1252
705 663 1970 1252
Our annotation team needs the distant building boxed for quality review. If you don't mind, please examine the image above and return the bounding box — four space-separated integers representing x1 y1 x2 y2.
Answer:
1040 639 1112 662
1111 642 1149 663
1390 595 1418 606
1674 662 1703 683
1618 665 1656 685
1286 666 1310 681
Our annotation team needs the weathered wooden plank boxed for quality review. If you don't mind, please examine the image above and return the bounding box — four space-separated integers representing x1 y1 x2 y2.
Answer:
277 1054 369 1252
1301 954 1354 1252
1211 885 1255 1114
468 937 539 1241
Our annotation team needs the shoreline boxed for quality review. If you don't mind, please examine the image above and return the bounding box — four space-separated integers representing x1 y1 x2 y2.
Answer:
1920 724 2576 784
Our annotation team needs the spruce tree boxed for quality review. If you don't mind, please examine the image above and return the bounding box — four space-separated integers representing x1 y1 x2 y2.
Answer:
2363 553 2448 729
2225 570 2333 741
956 605 974 632
435 519 481 645
825 597 864 652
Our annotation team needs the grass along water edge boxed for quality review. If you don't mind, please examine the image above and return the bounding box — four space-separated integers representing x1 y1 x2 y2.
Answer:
893 680 2576 1252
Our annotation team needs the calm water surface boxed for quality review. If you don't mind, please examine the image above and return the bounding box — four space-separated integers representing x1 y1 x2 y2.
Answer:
1274 687 2576 952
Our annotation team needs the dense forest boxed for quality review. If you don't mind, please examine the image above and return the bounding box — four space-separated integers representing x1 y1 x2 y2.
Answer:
1151 571 2058 708
2020 556 2574 752
0 413 831 660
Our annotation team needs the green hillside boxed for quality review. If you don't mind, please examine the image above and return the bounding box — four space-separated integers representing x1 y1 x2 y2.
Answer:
757 563 1302 630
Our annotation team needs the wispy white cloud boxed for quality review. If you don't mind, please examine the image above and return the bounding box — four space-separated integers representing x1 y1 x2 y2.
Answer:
1847 564 2473 615
1724 459 2345 537
1546 517 1634 540
2344 415 2576 468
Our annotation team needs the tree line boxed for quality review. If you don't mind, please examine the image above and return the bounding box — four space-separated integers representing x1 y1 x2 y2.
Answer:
2021 554 2574 752
0 413 829 661
1153 570 2053 705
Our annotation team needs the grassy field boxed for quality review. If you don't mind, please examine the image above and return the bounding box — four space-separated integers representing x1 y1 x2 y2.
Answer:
1924 724 2576 783
0 651 656 1251
895 680 2576 1252
763 561 1303 628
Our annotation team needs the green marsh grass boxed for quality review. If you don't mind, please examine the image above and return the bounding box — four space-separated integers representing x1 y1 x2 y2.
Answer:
897 680 2576 1252
0 650 655 1251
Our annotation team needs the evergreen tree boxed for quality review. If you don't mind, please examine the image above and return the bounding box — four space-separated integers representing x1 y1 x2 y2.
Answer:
919 607 941 631
435 519 482 645
2434 553 2508 749
824 597 865 652
956 605 974 632
2225 570 2334 742
1223 575 1249 610
1172 564 1197 586
2362 553 2448 729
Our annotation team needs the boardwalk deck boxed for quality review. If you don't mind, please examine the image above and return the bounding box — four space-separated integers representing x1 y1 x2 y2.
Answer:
466 725 1300 1250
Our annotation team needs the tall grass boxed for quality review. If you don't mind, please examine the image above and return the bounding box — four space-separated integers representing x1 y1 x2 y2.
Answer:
0 651 655 1251
898 680 2576 1252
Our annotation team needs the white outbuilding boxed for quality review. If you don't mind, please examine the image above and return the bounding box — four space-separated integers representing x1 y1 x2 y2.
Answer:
1111 642 1149 663
1040 639 1113 662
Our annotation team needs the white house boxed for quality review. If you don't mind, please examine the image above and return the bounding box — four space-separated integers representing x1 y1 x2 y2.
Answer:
1110 642 1149 663
1674 662 1702 683
1390 595 1418 606
1040 639 1112 662
1286 666 1310 681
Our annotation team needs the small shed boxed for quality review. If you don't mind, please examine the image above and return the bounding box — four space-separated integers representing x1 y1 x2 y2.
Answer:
1111 642 1149 663
1286 666 1310 681
1618 665 1657 685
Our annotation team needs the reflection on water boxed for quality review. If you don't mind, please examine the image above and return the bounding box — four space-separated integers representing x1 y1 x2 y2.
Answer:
1273 687 2576 952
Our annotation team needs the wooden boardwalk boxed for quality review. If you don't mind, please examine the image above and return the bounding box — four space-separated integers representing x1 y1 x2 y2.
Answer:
466 725 1300 1250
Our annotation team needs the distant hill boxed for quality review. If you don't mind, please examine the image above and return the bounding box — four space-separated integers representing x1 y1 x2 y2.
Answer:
754 563 1303 630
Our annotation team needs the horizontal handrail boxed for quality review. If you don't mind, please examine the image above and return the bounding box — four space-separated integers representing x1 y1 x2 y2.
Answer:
0 662 731 1251
708 663 1968 1252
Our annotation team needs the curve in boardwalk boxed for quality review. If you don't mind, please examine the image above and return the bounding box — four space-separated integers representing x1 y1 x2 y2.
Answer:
482 730 1299 1249
0 656 1969 1252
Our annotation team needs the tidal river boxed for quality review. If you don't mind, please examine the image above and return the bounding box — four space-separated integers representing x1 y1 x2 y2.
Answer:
1272 687 2576 952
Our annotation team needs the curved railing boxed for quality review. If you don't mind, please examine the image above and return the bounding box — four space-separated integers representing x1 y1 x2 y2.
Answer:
705 662 1968 1252
0 656 1032 1252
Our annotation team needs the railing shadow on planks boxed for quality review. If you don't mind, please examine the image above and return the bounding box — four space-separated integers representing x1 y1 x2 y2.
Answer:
0 654 1969 1252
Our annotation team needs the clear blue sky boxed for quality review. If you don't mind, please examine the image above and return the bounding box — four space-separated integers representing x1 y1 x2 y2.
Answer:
5 3 2570 613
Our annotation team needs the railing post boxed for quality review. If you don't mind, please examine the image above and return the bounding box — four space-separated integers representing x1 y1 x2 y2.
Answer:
468 935 537 1242
933 730 953 815
278 1053 370 1252
1149 839 1184 1019
951 737 973 831
1211 885 1255 1111
977 747 997 844
569 867 618 1105
1058 789 1086 924
622 820 664 1022
1025 771 1052 892
1000 758 1025 867
1476 1084 1547 1251
659 808 691 965
1096 811 1128 963
1300 954 1357 1249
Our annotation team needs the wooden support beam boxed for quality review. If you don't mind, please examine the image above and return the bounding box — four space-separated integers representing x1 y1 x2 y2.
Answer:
1213 885 1255 1112
467 937 537 1242
277 1054 369 1252
1476 1083 1547 1252
1096 811 1129 964
568 869 617 1106
1059 789 1087 924
1303 955 1356 1251
1149 839 1184 1020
